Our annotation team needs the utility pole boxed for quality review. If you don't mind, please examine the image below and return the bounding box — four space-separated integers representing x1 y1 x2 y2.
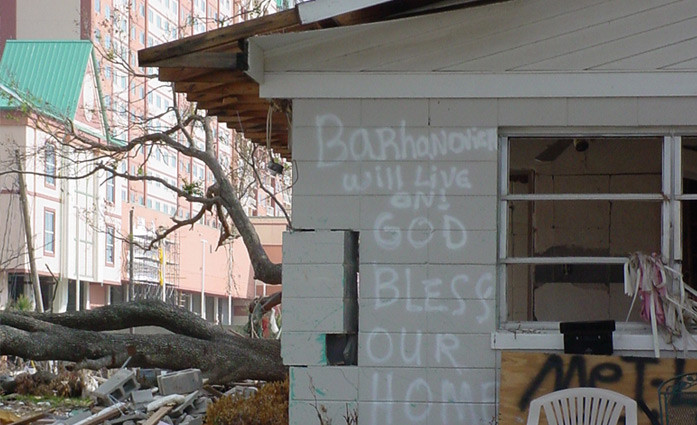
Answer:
129 208 134 302
16 150 44 312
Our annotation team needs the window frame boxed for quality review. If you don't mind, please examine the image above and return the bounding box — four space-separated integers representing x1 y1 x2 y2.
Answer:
106 174 115 204
44 142 56 187
105 225 115 266
43 208 56 256
497 134 682 332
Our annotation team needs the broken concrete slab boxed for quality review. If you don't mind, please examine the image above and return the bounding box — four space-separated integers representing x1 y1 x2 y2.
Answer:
169 391 199 417
177 415 203 425
92 370 140 405
157 370 202 396
131 389 155 409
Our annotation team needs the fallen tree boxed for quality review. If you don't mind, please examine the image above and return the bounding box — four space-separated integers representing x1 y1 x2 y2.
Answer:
0 299 286 384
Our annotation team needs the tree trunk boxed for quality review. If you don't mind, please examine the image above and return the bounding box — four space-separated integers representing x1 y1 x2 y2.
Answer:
0 300 286 384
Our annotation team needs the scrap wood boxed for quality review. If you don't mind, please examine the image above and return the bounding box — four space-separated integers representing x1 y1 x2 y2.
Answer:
0 410 21 425
7 409 54 425
142 405 173 425
202 385 223 398
72 403 125 425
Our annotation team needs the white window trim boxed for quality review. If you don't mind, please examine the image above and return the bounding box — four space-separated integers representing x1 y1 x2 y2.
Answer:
495 134 695 354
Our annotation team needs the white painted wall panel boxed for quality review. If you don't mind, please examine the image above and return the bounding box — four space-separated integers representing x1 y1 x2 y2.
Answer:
261 0 693 74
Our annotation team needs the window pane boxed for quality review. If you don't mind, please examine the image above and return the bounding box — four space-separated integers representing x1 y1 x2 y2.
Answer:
684 137 697 194
506 264 642 322
44 211 54 252
509 137 663 194
508 200 661 258
684 200 697 291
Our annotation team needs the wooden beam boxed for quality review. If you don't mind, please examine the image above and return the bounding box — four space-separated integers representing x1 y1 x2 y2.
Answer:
185 82 259 100
159 68 250 83
144 52 247 70
139 9 301 65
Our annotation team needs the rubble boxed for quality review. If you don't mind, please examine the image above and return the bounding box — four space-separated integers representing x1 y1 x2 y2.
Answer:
0 368 264 425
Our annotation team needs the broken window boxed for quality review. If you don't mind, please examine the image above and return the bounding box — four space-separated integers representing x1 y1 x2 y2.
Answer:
502 137 667 323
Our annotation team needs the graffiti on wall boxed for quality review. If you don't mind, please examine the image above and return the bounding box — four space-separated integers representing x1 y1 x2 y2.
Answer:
500 351 697 425
312 113 498 424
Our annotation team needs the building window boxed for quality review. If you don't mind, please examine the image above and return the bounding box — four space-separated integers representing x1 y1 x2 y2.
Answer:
44 209 55 254
500 136 697 326
106 225 115 264
106 175 115 203
95 0 101 13
45 142 56 186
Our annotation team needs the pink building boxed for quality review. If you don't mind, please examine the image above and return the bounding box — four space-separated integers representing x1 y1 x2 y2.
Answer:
0 0 290 324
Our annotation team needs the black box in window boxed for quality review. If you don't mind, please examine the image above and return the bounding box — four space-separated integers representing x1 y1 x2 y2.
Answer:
559 320 615 355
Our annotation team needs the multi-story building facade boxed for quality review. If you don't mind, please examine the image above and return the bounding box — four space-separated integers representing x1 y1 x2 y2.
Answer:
0 0 290 324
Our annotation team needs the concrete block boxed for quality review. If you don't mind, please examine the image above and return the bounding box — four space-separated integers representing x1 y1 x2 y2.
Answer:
157 369 203 396
283 231 357 265
358 264 428 302
282 332 327 366
292 161 361 196
359 401 496 425
499 98 567 126
427 230 497 265
289 400 358 425
425 127 498 162
283 297 357 333
291 195 361 230
283 263 357 299
358 367 495 402
429 98 498 127
638 97 697 126
293 99 362 128
359 264 495 301
92 369 140 404
361 99 429 127
359 298 495 333
170 390 200 417
357 332 495 369
177 415 203 425
359 233 429 264
290 366 358 402
131 389 155 409
568 97 638 126
191 397 211 415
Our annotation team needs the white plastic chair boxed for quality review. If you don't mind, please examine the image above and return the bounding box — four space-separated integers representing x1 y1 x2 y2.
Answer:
526 387 638 425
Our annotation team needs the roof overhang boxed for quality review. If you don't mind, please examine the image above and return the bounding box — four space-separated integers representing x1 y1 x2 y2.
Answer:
138 0 498 157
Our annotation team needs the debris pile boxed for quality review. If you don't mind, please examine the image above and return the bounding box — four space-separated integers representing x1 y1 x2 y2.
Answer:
0 368 265 425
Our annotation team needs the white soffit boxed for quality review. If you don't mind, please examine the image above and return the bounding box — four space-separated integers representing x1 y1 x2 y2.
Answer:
297 0 394 24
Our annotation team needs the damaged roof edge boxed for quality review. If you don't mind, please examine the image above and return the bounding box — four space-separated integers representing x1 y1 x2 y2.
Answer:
296 0 394 24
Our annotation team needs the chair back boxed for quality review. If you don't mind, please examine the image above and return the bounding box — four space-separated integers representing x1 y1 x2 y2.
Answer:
658 373 697 425
526 387 638 425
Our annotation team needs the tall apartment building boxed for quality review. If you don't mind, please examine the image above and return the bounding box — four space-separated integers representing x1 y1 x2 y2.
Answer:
0 0 290 324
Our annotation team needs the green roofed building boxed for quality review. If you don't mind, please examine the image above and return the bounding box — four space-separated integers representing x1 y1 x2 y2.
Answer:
0 40 120 313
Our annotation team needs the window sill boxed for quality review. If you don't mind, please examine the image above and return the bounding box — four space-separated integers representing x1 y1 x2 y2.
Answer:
491 329 697 355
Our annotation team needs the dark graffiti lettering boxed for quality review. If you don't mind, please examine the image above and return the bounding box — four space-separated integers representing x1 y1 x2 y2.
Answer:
589 363 622 387
518 355 689 413
622 357 659 404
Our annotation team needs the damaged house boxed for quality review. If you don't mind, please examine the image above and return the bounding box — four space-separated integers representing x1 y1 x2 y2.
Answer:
139 0 697 423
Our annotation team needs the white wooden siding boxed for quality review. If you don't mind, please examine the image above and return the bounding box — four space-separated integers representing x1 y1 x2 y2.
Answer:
259 0 697 73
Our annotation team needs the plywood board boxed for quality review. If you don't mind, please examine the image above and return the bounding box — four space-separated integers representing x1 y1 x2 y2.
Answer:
500 351 697 425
